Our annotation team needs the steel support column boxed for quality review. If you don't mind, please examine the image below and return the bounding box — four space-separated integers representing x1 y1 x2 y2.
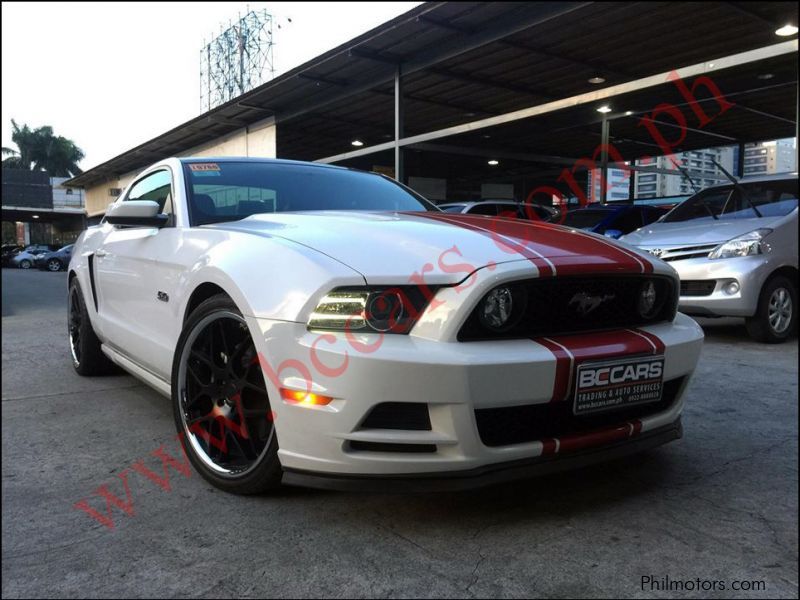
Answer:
394 65 404 183
600 115 610 203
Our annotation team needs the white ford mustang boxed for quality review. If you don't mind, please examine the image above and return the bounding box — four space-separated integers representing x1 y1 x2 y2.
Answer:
68 157 704 493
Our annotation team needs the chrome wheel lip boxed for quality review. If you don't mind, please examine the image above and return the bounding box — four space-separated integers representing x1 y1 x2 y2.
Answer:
768 287 793 334
68 288 81 367
177 311 274 478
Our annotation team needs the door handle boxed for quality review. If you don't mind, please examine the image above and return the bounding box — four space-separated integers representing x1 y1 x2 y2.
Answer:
95 249 108 258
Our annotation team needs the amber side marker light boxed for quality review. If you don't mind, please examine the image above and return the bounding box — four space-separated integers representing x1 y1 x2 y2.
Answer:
280 388 334 406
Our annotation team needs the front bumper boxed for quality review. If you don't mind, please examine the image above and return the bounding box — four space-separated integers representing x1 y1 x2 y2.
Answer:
249 312 703 480
672 254 775 317
282 418 682 492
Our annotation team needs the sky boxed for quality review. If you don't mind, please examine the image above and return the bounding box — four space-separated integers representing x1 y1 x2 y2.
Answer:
1 1 421 170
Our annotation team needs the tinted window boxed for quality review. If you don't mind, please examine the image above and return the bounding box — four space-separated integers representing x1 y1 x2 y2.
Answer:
184 161 435 226
664 179 798 222
468 203 500 216
562 209 611 229
125 170 173 214
440 204 466 213
609 209 643 234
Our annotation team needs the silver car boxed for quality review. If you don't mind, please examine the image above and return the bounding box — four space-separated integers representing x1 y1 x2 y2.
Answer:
621 173 798 343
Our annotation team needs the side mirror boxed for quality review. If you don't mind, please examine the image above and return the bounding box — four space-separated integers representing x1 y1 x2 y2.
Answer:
604 229 623 239
105 200 168 228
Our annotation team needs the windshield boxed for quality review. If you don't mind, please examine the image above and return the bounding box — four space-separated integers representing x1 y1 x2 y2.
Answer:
183 161 436 226
562 209 612 229
663 179 798 223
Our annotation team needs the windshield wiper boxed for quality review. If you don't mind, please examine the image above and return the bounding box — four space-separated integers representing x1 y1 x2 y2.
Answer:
712 159 763 218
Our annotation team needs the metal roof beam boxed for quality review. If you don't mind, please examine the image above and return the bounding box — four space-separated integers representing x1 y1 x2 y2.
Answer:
315 40 798 164
278 2 590 123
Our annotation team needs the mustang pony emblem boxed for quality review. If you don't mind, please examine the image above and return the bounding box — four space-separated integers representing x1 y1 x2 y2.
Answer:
569 292 616 316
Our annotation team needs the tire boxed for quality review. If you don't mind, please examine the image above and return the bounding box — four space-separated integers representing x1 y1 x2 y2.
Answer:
745 275 797 343
172 294 282 494
19 259 32 269
68 278 117 375
48 258 63 272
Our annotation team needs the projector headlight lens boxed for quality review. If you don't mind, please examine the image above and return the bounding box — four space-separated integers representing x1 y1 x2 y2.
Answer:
638 280 658 318
308 286 435 334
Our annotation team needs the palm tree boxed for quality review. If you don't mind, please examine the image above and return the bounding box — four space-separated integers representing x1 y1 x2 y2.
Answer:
2 119 84 177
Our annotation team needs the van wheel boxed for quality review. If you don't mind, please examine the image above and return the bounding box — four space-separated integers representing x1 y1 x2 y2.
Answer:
745 275 797 343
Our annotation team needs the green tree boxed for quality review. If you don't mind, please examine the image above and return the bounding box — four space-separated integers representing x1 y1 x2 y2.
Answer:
2 119 84 177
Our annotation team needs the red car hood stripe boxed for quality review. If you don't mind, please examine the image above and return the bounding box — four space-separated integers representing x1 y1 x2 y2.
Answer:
414 212 654 275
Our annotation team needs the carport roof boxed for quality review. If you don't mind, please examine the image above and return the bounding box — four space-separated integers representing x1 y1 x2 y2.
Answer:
66 1 798 188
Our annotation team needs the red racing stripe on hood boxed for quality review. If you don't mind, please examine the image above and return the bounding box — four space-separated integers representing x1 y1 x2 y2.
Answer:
534 329 664 403
413 212 652 275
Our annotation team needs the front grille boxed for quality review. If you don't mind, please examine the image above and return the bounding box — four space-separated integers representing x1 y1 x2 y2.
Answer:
680 280 716 297
458 275 676 341
359 403 431 431
646 244 717 262
475 377 684 447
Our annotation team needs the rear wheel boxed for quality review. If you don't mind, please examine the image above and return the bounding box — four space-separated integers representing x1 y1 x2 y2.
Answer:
172 294 281 494
69 278 117 375
19 259 31 269
48 258 62 272
745 275 797 343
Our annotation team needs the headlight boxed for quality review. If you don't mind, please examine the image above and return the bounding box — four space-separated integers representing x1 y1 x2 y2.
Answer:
308 286 436 334
637 280 658 318
708 228 772 260
477 284 527 333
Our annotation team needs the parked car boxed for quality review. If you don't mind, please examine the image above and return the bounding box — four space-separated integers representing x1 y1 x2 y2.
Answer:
36 244 73 271
1 244 24 267
12 245 54 269
439 200 557 221
68 157 702 494
562 204 669 238
621 173 798 343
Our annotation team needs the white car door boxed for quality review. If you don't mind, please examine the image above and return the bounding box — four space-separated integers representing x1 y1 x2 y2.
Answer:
94 169 183 380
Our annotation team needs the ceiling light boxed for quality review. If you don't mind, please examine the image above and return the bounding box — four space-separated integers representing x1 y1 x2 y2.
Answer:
775 24 798 36
351 140 364 147
758 73 775 80
625 111 634 116
32 215 39 219
487 159 499 166
707 62 715 69
588 76 606 84
596 105 612 114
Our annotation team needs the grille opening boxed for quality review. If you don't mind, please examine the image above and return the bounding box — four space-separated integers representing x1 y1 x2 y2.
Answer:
359 402 431 431
475 377 685 448
348 441 437 453
680 280 716 297
458 275 677 341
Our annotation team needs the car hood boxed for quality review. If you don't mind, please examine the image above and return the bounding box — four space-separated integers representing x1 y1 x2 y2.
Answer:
621 216 785 247
207 211 653 284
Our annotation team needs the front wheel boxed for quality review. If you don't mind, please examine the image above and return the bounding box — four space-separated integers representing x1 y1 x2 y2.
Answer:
172 294 282 494
19 259 32 269
48 258 63 271
745 275 797 343
69 278 117 375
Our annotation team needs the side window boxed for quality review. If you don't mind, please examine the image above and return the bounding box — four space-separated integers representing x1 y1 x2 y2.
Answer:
469 203 499 216
611 210 644 234
125 170 173 216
